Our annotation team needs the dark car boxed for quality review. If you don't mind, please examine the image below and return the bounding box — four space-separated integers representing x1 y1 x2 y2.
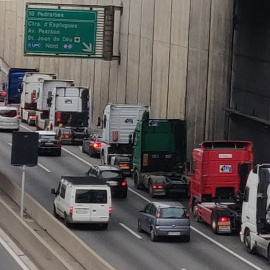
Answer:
138 201 190 242
36 131 61 156
82 133 103 157
110 156 132 176
86 165 128 198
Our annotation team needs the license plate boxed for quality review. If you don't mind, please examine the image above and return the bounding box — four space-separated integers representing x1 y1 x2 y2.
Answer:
106 181 118 186
218 225 231 232
76 209 89 214
45 143 54 145
168 232 181 236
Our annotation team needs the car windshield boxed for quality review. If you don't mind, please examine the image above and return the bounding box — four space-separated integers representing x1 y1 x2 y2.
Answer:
0 109 17 117
40 135 56 140
101 171 123 179
159 207 185 218
75 190 107 204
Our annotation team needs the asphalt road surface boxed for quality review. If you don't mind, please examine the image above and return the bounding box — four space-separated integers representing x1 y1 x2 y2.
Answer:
0 123 268 270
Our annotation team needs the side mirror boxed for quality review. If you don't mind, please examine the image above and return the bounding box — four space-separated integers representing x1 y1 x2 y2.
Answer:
129 133 133 145
47 97 52 107
97 117 101 127
51 188 56 195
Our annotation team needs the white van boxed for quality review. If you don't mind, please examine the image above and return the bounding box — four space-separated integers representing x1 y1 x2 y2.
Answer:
51 176 112 229
0 106 19 131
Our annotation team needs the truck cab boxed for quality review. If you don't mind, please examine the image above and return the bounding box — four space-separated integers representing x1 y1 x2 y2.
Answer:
241 164 270 262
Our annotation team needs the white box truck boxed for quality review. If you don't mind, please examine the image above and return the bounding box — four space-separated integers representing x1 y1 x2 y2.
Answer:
47 86 91 145
240 164 270 263
99 104 149 172
35 79 74 130
20 72 57 124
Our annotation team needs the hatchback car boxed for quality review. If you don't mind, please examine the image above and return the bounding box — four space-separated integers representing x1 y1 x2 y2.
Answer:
82 133 103 157
138 201 190 242
36 130 61 156
86 165 128 198
0 106 19 131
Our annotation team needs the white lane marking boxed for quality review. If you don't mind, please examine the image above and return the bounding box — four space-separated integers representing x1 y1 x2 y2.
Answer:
128 188 151 203
19 123 262 270
0 232 30 270
37 163 51 173
119 223 142 239
62 147 93 167
191 226 263 270
19 124 32 132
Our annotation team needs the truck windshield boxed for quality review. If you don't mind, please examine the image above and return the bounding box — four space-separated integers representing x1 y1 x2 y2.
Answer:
75 190 107 204
0 109 17 118
160 207 185 218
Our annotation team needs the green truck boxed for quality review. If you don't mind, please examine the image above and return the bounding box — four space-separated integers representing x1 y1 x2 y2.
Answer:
131 119 189 197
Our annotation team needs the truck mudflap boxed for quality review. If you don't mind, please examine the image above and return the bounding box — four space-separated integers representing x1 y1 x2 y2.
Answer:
165 177 189 196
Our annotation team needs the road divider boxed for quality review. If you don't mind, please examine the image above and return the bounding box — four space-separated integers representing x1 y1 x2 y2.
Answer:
0 171 116 270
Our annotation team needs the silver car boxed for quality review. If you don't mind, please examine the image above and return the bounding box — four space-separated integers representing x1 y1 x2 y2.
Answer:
138 201 190 242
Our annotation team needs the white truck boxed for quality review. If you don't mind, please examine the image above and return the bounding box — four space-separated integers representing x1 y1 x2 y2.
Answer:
46 86 91 145
99 104 149 171
240 164 270 263
35 79 74 130
20 72 57 124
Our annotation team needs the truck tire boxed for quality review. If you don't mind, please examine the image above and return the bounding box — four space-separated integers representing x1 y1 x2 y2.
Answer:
244 229 253 254
133 170 143 190
211 215 218 234
193 201 200 222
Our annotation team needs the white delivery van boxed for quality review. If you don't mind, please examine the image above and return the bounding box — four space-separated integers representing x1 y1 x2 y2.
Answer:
51 176 112 229
0 106 19 131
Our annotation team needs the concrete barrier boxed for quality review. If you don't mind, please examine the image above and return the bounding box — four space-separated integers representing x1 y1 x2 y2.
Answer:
0 197 73 270
0 172 116 270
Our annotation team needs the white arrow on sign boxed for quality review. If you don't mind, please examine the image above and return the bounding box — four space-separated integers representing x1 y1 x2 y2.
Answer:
82 42 93 52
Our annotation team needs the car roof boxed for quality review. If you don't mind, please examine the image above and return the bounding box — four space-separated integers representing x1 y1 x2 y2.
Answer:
61 176 107 186
152 201 185 208
95 165 121 171
35 131 56 135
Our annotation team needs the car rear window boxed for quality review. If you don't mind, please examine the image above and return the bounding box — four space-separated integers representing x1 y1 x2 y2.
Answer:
40 135 56 140
159 207 185 218
0 109 17 118
101 171 124 179
75 190 107 204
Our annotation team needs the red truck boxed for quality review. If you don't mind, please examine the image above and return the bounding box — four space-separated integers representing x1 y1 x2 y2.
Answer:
189 141 254 234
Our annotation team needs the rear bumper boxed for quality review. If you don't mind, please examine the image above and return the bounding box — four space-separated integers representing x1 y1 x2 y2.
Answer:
68 216 110 224
155 226 190 236
38 147 61 155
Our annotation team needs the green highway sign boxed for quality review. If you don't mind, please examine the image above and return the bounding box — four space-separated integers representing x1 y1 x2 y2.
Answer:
24 8 97 56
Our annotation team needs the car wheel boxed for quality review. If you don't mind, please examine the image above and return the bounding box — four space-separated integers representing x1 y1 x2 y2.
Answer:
133 171 143 190
268 246 270 264
211 215 218 234
101 223 108 230
138 220 143 233
244 229 253 254
56 150 61 157
53 205 59 219
182 235 190 242
89 148 93 157
150 228 158 242
64 213 70 227
82 145 85 153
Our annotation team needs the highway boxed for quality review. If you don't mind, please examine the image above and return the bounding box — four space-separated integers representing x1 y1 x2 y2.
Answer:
0 123 269 270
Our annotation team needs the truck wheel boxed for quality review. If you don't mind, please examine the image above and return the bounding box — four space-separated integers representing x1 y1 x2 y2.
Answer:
193 202 200 222
149 181 155 198
244 229 253 254
211 215 218 234
133 171 143 190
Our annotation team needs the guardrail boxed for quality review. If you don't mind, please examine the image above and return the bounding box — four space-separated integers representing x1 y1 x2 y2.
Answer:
0 171 115 270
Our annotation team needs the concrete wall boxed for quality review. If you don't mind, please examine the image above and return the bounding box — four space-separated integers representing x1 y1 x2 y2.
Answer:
0 0 234 157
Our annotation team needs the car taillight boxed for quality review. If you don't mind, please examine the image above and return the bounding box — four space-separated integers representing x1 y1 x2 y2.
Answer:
121 180 127 186
62 135 69 139
69 206 73 216
93 142 101 148
109 207 113 213
156 212 162 218
119 163 130 168
186 213 190 218
219 217 229 222
153 185 164 189
29 115 36 119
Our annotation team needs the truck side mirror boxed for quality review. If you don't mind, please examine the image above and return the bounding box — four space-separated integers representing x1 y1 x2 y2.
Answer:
97 117 101 127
